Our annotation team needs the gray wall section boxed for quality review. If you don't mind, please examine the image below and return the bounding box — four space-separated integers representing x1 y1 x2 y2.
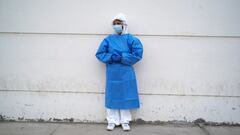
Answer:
0 0 240 123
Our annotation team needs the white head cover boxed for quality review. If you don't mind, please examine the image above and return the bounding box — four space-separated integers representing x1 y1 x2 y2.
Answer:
112 13 128 35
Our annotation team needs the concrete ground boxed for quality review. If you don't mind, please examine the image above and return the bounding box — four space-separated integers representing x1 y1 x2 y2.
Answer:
0 122 239 135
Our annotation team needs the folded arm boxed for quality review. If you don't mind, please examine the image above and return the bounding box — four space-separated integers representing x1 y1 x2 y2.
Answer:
95 38 113 63
121 36 143 66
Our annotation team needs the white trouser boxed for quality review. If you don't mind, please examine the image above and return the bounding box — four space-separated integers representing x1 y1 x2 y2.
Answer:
106 109 132 125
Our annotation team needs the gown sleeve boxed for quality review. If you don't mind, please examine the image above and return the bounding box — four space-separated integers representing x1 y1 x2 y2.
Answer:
95 37 113 63
121 35 143 66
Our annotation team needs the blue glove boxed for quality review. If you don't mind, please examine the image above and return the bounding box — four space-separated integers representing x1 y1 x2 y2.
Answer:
111 54 122 62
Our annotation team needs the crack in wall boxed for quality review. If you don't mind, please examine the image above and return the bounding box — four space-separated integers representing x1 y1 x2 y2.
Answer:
0 89 239 98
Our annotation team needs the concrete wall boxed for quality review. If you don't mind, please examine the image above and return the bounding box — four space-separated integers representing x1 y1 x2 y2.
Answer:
0 0 240 123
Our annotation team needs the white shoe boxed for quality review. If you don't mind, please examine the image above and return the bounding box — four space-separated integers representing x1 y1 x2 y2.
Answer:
121 123 130 131
107 123 115 131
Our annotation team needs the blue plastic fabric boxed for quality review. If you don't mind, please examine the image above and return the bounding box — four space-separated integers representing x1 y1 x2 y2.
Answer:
111 53 121 62
95 33 143 109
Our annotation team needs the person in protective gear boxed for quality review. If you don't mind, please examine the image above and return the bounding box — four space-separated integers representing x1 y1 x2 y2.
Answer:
95 13 143 131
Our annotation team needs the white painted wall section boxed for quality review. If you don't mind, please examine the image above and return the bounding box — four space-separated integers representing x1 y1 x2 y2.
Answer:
0 0 240 123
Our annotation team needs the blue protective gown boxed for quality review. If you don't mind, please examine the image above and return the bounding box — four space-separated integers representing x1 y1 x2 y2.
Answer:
95 34 143 109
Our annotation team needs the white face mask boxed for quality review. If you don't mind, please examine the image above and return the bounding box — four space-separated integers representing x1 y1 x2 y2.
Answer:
113 25 123 34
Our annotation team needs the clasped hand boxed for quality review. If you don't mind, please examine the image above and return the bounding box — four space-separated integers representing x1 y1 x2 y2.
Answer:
111 52 122 62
